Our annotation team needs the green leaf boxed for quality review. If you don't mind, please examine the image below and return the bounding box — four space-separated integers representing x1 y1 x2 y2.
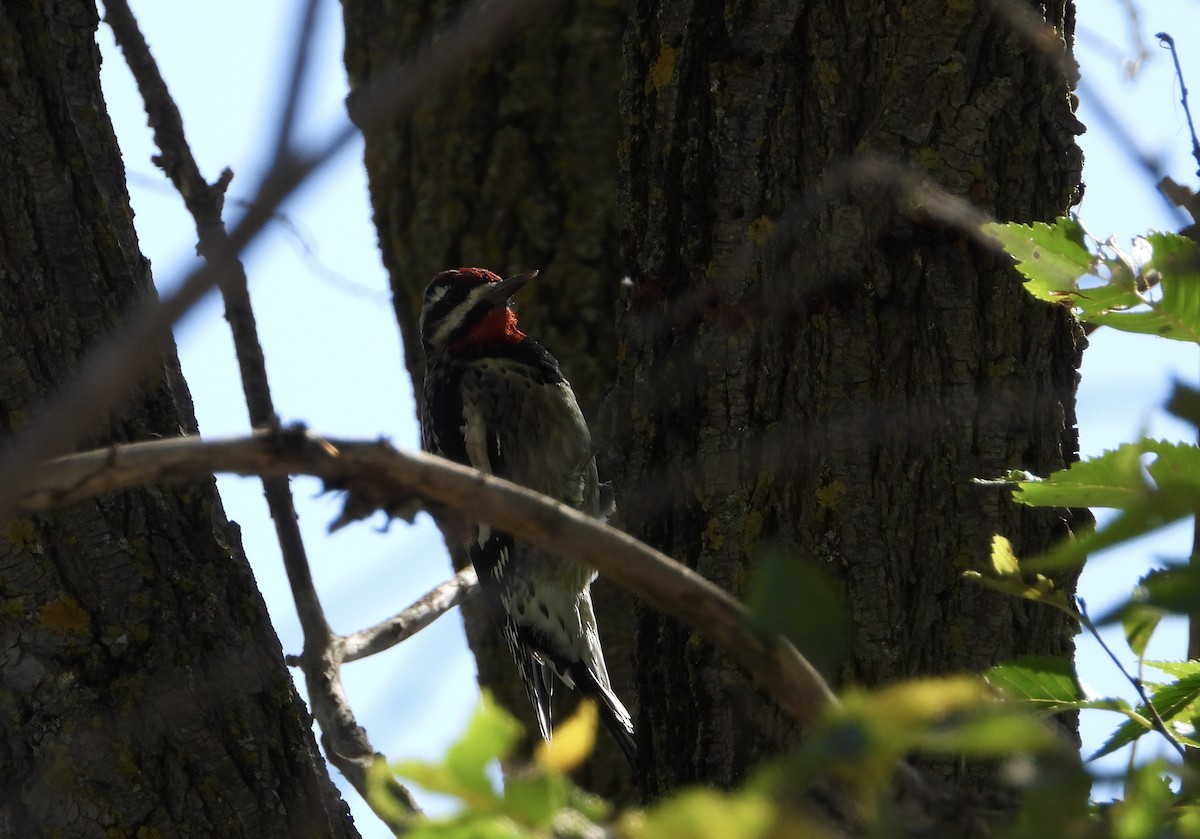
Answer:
985 221 1200 343
389 760 472 802
981 219 1094 295
844 676 1059 760
984 657 1135 726
986 656 1082 709
778 674 1066 819
966 569 1076 612
989 533 1020 575
999 755 1094 839
1078 697 1138 714
964 536 1075 613
1010 437 1200 511
1089 715 1155 761
791 676 986 792
1122 602 1163 658
1146 660 1200 680
1174 807 1200 835
1009 442 1149 508
1100 567 1200 627
1108 760 1180 839
1029 501 1186 571
920 711 1056 756
745 546 848 675
392 692 522 806
401 815 527 839
629 789 780 839
1167 382 1200 428
534 700 597 774
973 468 1045 488
502 772 564 828
388 694 608 836
561 785 611 826
996 439 1200 571
1143 439 1200 497
363 759 420 831
443 692 523 801
1083 232 1200 343
1090 671 1200 760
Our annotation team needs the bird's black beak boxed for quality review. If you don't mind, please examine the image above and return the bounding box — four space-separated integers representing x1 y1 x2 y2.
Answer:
485 270 537 305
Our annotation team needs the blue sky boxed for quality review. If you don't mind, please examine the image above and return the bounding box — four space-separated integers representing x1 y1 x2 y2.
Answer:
94 0 1200 831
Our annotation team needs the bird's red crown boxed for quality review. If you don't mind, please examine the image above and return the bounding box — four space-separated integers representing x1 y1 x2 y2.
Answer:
434 267 527 349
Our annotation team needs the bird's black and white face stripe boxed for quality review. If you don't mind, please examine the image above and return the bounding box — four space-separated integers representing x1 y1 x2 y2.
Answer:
419 269 497 349
419 268 534 350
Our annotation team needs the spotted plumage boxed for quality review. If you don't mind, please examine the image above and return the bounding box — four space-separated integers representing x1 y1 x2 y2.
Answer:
419 267 636 765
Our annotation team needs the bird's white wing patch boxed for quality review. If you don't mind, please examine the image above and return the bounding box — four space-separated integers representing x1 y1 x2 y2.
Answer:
462 401 493 475
462 401 494 547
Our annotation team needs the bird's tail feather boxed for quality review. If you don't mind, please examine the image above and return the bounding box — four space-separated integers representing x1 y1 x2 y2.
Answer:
527 656 555 743
572 663 637 767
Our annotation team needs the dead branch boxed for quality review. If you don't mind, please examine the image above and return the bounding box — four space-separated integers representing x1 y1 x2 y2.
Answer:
283 566 479 668
342 567 479 664
23 428 838 729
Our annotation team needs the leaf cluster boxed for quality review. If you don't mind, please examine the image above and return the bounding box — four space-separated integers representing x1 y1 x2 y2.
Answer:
969 220 1200 834
389 677 1075 838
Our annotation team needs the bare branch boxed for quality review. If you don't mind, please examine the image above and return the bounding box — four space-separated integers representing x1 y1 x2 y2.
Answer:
342 566 479 664
23 429 838 728
272 0 324 160
1077 599 1187 761
283 567 478 667
1157 32 1200 178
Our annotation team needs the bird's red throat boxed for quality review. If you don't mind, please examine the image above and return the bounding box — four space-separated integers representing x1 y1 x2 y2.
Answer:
454 305 526 350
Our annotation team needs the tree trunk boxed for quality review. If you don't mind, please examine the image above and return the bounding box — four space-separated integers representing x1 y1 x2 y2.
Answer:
617 0 1084 797
340 0 636 796
343 0 1085 813
0 3 355 835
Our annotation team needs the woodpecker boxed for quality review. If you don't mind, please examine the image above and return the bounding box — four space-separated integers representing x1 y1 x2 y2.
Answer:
418 267 636 765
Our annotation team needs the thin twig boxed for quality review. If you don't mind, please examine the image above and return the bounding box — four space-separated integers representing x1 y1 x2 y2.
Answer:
1157 33 1200 178
1116 0 1151 75
342 566 479 663
20 429 839 729
124 171 389 301
254 208 388 302
272 0 323 161
284 566 480 667
1078 598 1187 760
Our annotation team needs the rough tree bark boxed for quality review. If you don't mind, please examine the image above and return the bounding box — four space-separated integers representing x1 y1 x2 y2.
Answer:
340 0 636 796
342 0 1085 816
0 3 355 836
616 0 1084 798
